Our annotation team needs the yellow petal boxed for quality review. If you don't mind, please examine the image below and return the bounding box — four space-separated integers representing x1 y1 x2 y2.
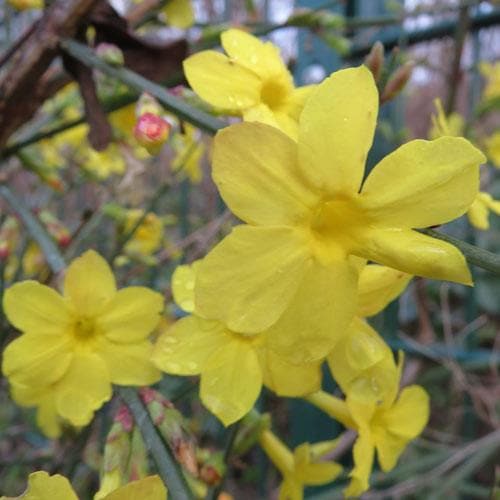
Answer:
97 287 164 343
298 66 378 197
200 338 262 426
55 353 112 426
37 396 63 439
344 431 374 498
2 334 72 386
195 225 311 334
221 29 291 82
357 264 412 317
95 338 160 386
3 281 71 334
283 85 317 121
328 319 397 403
163 0 193 29
358 228 472 285
360 137 485 227
266 259 358 364
212 122 318 226
300 462 342 486
64 250 116 316
171 261 200 313
381 385 430 439
374 432 409 473
152 315 227 375
3 471 78 500
183 51 260 111
261 348 322 396
103 475 167 500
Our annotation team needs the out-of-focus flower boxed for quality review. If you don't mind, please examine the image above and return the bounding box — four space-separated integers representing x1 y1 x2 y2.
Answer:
467 191 500 230
80 143 126 179
184 28 315 139
7 0 43 10
3 250 163 431
429 98 465 139
122 209 164 259
484 130 500 168
162 0 194 29
171 123 205 183
479 61 500 100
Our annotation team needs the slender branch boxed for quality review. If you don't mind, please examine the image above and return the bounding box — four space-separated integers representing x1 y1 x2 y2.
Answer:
0 185 66 274
60 39 225 136
118 387 194 500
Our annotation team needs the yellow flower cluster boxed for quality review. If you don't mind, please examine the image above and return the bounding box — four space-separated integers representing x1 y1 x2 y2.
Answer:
2 251 163 437
1 28 490 499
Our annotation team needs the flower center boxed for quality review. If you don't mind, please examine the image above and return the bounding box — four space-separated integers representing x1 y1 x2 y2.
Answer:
73 316 97 340
260 79 289 110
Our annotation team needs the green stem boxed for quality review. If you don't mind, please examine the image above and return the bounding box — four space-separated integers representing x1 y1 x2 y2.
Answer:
61 39 225 136
0 185 66 274
419 228 500 276
118 387 194 500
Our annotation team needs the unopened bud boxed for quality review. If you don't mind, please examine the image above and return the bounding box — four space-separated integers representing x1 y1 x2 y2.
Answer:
134 113 171 154
233 411 271 455
7 0 43 10
364 41 385 82
320 33 350 55
136 93 163 117
380 60 414 103
0 241 10 260
96 43 125 67
199 451 225 486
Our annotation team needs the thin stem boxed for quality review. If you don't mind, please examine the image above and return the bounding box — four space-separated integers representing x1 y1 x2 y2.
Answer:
61 39 225 136
0 185 66 274
207 420 242 500
118 387 194 500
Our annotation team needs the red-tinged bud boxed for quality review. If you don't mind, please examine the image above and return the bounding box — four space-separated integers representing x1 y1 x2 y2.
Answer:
57 231 71 248
365 41 385 82
0 241 10 260
134 112 171 154
380 60 415 103
114 404 134 432
45 175 64 192
199 451 225 486
96 43 125 66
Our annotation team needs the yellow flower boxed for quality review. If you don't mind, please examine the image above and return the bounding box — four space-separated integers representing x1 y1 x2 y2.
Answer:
307 363 429 497
0 472 166 500
153 262 321 426
258 430 342 500
2 250 163 429
467 191 500 230
80 143 126 179
428 98 465 139
7 0 43 10
171 123 205 184
479 61 500 101
484 130 500 168
183 29 315 139
195 66 484 354
163 0 194 29
123 209 164 258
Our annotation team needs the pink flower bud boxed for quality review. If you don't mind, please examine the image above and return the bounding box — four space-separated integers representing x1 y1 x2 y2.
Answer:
134 113 171 154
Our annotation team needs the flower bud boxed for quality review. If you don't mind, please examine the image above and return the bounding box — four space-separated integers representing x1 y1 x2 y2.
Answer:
7 0 43 10
364 41 385 82
134 113 171 154
380 60 415 103
96 43 125 67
